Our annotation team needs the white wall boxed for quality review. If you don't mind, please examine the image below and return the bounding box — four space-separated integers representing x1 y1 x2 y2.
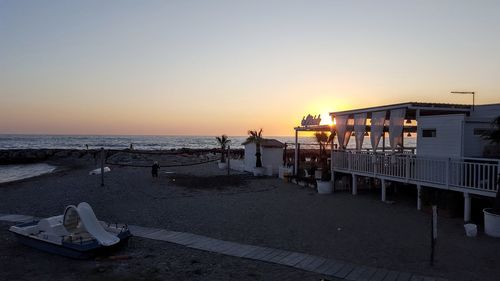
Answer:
244 143 256 172
417 114 464 158
261 147 284 175
244 143 283 175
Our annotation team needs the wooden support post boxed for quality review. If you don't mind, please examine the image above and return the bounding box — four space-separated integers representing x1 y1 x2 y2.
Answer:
294 130 299 176
381 179 387 202
430 205 437 266
464 192 471 222
352 174 357 195
296 143 301 176
382 132 386 152
417 184 422 211
446 158 450 187
283 143 287 166
100 147 105 187
227 146 231 176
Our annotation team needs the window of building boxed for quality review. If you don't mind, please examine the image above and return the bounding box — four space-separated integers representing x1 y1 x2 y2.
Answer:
473 128 489 136
422 129 436 138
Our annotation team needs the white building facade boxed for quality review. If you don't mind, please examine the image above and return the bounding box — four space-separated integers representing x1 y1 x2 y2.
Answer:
329 102 500 222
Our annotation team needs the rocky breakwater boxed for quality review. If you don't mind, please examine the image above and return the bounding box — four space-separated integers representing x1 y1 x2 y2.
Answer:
0 148 246 166
0 149 101 165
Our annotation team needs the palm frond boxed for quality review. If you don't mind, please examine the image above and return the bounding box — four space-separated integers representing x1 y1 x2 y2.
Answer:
482 116 500 145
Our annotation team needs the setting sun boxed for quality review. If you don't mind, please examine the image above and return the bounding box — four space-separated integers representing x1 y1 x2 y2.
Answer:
319 112 334 126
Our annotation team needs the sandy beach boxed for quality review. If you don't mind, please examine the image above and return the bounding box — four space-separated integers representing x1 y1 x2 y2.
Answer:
1 152 499 281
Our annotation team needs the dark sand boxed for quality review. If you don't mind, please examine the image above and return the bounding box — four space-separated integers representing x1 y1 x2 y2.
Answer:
0 154 499 281
0 222 327 281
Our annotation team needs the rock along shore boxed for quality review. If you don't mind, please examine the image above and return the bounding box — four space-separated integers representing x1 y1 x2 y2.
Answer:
0 148 245 165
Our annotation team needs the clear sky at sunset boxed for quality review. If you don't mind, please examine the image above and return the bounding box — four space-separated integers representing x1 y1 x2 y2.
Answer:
1 0 499 136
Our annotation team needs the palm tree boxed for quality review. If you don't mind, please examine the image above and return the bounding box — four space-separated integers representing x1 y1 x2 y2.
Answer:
216 135 231 163
314 132 335 159
314 131 335 180
247 129 263 168
482 116 500 213
482 116 500 148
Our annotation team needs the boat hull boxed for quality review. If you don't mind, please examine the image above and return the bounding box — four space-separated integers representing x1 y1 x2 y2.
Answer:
12 229 132 259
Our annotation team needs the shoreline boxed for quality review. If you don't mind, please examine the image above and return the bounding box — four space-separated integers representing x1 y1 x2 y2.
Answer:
0 163 72 187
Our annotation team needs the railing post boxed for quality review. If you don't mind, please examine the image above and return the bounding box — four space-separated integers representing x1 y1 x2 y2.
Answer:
405 155 410 182
381 179 387 202
331 149 334 171
417 184 422 211
347 151 352 171
446 158 450 187
497 161 500 193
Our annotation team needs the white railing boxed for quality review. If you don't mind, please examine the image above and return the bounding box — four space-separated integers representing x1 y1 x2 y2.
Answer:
332 150 500 195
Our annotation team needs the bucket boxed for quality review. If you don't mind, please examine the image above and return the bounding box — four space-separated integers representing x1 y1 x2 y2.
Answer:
483 208 500 238
464 223 477 237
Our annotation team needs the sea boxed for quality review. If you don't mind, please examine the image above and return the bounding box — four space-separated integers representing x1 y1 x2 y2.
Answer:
0 134 416 150
0 134 315 150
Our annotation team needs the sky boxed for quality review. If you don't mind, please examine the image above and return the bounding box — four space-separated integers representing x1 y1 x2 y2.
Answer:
1 0 499 136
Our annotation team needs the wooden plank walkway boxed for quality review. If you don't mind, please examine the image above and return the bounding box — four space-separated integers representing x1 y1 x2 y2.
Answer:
0 214 448 281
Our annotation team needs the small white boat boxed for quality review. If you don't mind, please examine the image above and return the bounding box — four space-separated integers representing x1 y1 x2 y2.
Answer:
9 202 131 259
89 167 111 175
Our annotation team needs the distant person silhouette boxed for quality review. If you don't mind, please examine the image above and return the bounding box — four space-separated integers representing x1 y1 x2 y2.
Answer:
151 161 160 178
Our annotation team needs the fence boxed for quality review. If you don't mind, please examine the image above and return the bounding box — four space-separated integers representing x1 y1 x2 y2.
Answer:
332 150 499 196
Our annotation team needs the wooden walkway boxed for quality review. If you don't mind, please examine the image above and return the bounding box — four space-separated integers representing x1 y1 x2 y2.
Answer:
0 213 447 281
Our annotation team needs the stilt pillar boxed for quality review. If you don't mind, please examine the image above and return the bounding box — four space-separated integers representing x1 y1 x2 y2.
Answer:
417 185 422 211
381 179 387 202
464 192 471 222
331 171 335 192
352 174 357 195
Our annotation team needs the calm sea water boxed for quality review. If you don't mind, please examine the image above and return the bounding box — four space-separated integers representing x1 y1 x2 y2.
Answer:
0 134 321 150
0 134 416 150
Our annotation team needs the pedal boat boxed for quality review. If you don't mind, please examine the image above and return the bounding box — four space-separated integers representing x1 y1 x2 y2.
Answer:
9 202 131 259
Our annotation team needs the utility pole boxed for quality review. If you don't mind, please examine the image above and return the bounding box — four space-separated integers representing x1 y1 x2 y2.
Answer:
227 145 231 176
100 147 105 187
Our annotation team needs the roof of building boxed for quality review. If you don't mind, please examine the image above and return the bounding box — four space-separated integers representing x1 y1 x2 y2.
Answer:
330 102 473 119
242 138 285 148
294 124 333 132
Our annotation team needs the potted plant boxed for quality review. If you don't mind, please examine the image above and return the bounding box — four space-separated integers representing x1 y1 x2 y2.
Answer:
314 132 335 194
247 129 264 176
482 116 500 237
216 134 230 169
